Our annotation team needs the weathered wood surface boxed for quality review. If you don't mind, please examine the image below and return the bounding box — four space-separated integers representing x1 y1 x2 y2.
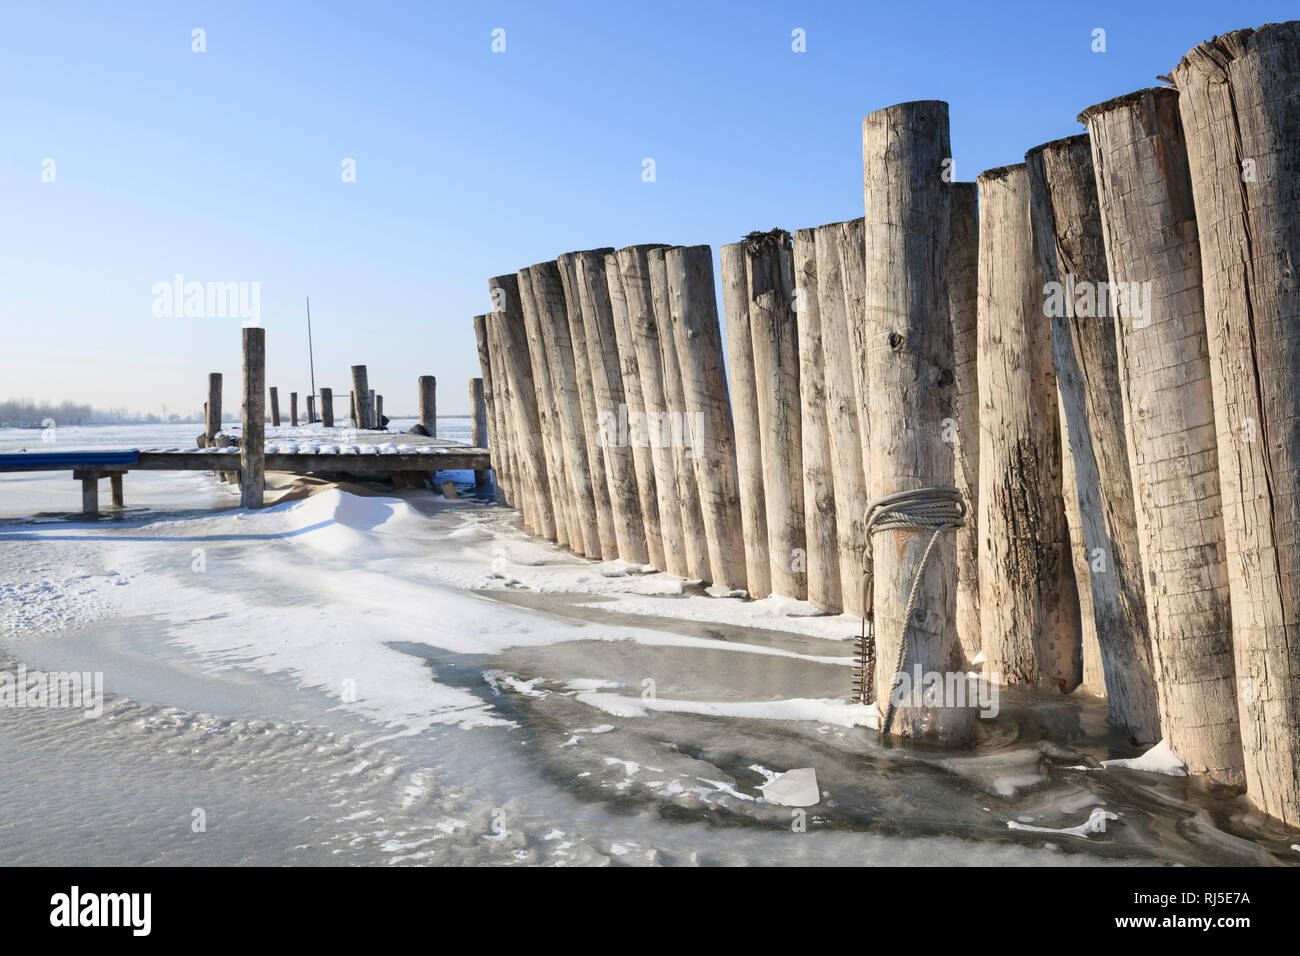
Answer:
606 249 665 569
976 162 1081 693
206 373 222 440
350 367 371 431
719 241 771 596
470 377 490 486
321 387 334 429
557 252 619 559
816 219 871 618
473 315 510 506
529 259 602 558
419 375 437 436
488 273 555 540
307 395 317 424
1026 135 1160 741
290 391 299 428
241 327 266 509
648 247 712 581
1172 22 1300 823
744 231 807 600
792 228 840 612
616 244 687 573
862 101 971 741
664 244 747 590
573 249 648 563
517 267 576 550
1081 87 1243 785
949 184 982 662
269 387 281 428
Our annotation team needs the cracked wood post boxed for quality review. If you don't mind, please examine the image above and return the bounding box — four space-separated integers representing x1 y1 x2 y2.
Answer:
474 315 510 506
665 244 747 591
418 376 437 436
290 391 298 427
976 162 1082 693
557 252 619 559
573 250 647 563
792 228 840 612
517 267 576 550
269 387 281 427
1173 21 1300 824
350 366 370 430
1081 87 1243 785
862 101 972 741
487 306 531 525
606 250 664 569
616 245 687 572
530 259 602 558
489 273 555 540
949 184 982 662
744 231 807 600
648 247 712 581
815 219 871 618
1027 135 1161 742
241 327 266 509
470 377 490 486
206 373 222 441
320 387 334 428
719 241 771 596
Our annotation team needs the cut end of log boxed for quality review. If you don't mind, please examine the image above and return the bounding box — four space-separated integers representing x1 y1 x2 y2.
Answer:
1076 86 1178 126
1024 133 1091 164
976 162 1027 183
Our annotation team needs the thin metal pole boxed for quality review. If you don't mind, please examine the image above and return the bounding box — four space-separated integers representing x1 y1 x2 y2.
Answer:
306 295 317 418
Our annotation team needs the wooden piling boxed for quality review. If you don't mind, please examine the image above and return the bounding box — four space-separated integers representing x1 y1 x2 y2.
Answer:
321 387 334 428
1080 87 1242 785
719 241 771 596
206 373 222 440
648 247 712 581
489 275 555 538
290 391 298 428
370 390 377 426
615 244 689 576
473 315 511 506
791 228 840 612
976 162 1082 693
1172 22 1300 823
557 252 619 559
306 395 316 424
815 219 871 618
470 377 489 485
572 250 648 563
664 245 747 590
350 391 357 427
269 387 281 427
419 376 437 436
350 367 370 430
241 327 266 509
861 101 972 741
605 249 665 569
1026 135 1160 741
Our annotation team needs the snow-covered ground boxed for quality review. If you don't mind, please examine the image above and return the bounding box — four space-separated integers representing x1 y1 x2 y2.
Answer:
1 427 1297 865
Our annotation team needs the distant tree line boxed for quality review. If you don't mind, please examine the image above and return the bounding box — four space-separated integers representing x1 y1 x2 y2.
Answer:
0 399 202 428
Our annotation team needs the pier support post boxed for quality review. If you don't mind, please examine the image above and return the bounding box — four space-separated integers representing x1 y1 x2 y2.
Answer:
76 472 98 515
241 327 266 509
418 376 437 436
350 367 371 430
470 377 490 486
321 387 334 428
369 390 377 428
1081 87 1242 785
664 244 747 591
269 387 281 427
861 101 972 741
1172 23 1300 823
290 391 298 427
110 473 124 509
206 373 222 440
306 395 316 424
376 394 383 427
474 315 511 506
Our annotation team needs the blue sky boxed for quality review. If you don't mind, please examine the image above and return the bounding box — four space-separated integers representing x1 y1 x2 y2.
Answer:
1 0 1290 416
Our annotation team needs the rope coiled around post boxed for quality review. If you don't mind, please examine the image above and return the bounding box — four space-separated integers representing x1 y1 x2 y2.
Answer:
860 486 966 735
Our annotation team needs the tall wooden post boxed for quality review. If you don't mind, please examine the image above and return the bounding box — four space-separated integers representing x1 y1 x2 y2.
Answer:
290 391 299 428
815 219 871 618
1026 135 1160 741
719 241 771 596
664 245 747 590
489 311 528 519
976 162 1082 693
470 377 489 485
572 250 647 563
648 247 712 581
350 367 370 430
489 275 555 539
375 394 383 426
1080 87 1242 786
241 327 266 509
557 251 619 558
206 373 222 440
306 395 316 424
369 390 377 426
350 391 357 427
418 376 437 436
861 101 972 741
606 249 665 570
530 259 602 559
1173 22 1300 824
616 244 688 576
473 315 510 506
269 387 281 427
792 228 841 612
949 185 982 662
321 387 334 428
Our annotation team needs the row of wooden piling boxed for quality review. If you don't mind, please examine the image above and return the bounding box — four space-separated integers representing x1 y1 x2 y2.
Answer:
473 22 1300 828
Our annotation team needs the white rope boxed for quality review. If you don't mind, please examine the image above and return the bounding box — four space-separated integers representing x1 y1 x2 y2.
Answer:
864 486 966 734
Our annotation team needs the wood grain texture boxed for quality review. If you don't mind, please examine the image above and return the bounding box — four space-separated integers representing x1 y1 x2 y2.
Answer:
240 327 265 509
